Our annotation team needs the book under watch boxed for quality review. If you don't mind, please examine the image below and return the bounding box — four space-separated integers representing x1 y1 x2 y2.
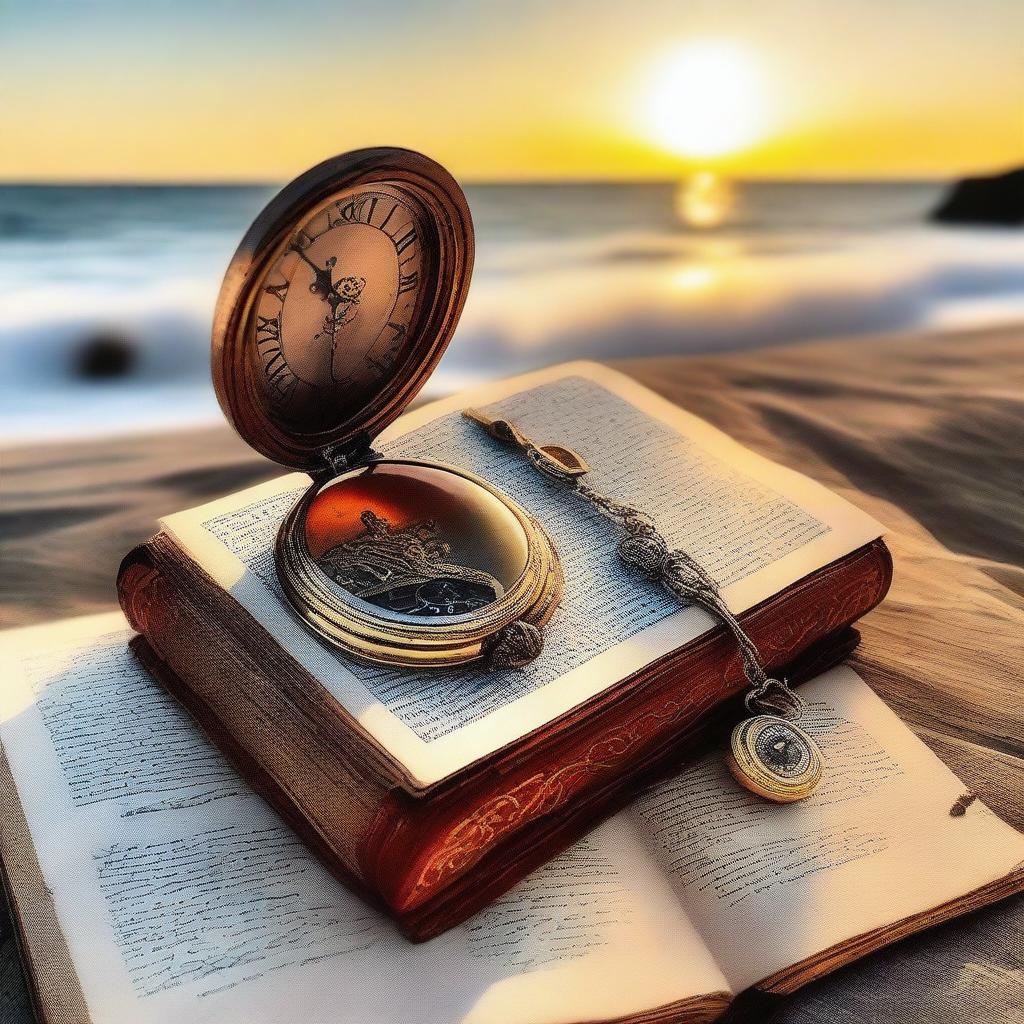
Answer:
117 356 897 939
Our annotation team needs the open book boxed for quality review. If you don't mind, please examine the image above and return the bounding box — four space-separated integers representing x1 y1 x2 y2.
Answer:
155 362 884 790
2 613 1021 1024
116 361 894 937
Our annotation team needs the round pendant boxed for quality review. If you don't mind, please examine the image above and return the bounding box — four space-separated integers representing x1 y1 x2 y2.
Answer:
727 715 823 803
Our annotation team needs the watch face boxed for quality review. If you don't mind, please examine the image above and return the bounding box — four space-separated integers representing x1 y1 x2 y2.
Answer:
252 186 429 433
303 462 530 620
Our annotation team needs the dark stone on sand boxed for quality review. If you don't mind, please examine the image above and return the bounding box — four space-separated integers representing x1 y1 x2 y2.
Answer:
930 168 1024 226
73 331 137 379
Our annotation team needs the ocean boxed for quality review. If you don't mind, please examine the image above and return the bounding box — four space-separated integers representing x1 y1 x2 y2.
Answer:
2 180 1022 445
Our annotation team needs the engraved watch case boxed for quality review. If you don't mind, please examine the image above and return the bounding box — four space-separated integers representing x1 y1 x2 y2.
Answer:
212 148 562 668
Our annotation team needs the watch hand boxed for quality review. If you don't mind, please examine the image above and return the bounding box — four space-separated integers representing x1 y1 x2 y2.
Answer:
323 277 368 381
291 246 348 373
325 286 342 382
291 245 338 302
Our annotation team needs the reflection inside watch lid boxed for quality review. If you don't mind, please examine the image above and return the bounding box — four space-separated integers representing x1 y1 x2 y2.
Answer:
304 463 530 619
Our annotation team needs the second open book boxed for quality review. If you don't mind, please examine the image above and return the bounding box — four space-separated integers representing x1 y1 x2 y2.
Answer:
2 613 1022 1024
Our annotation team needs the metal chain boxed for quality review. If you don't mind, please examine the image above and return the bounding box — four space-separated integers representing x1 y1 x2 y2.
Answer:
463 409 806 719
574 479 768 688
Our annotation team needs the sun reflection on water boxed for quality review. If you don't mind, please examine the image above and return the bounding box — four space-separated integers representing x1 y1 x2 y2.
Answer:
676 172 734 229
671 264 717 292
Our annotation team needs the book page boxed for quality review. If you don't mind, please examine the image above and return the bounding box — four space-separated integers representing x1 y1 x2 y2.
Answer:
0 613 727 1024
162 361 883 787
627 666 1024 993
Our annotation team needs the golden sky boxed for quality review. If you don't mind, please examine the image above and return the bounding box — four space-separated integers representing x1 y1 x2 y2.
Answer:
1 0 1022 182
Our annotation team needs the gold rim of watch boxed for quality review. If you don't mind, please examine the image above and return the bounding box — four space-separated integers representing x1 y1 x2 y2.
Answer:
275 459 564 667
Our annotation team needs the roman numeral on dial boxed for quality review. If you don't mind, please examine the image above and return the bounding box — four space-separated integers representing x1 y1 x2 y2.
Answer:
393 227 416 256
256 316 280 343
331 193 380 227
254 315 296 402
264 281 289 303
366 321 408 371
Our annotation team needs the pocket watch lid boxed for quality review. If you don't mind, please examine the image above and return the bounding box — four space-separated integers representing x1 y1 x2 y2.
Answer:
212 148 474 470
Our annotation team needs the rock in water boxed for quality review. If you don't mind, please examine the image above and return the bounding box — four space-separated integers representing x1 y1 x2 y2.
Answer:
931 168 1024 226
73 332 137 380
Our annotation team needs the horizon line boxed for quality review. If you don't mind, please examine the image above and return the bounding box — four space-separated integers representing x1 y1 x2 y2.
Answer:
0 171 990 189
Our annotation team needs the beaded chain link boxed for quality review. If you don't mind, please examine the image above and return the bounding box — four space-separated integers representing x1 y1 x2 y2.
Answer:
464 407 806 720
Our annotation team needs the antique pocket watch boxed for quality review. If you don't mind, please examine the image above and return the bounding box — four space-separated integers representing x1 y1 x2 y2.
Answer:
212 149 562 669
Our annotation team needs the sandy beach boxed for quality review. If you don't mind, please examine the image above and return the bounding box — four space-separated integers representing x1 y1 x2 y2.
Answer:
4 324 1021 618
5 322 1022 802
2 323 1022 1022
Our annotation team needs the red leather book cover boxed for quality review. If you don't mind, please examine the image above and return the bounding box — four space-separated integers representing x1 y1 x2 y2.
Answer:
118 536 891 940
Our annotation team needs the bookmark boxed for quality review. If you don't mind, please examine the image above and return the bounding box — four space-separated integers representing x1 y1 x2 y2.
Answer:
463 408 823 803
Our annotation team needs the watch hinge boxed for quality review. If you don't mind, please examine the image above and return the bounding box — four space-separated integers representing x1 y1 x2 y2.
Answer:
320 434 381 476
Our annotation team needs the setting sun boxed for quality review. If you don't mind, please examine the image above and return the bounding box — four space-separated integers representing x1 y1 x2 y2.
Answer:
644 40 770 159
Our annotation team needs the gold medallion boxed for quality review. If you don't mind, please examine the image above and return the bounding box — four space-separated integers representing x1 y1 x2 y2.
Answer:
726 715 823 802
